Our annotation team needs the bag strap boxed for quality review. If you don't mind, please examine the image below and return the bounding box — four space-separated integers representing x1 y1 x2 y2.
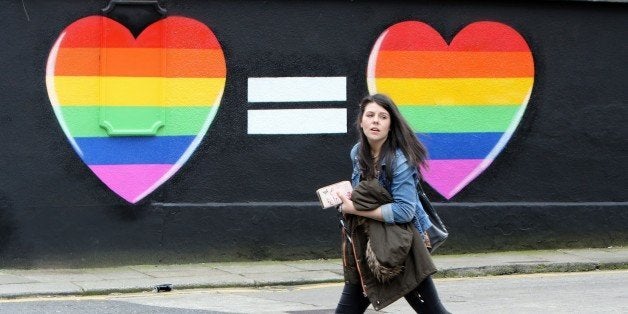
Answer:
416 177 428 197
416 179 448 231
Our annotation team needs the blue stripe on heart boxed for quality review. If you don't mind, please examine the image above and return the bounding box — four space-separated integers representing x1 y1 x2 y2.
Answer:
420 132 503 159
74 136 196 165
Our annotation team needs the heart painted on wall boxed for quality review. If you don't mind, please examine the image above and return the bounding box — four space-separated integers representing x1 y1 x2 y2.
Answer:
368 21 534 199
46 16 226 203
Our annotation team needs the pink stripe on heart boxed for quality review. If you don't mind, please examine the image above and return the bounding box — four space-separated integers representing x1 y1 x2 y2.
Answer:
421 159 488 199
89 164 179 203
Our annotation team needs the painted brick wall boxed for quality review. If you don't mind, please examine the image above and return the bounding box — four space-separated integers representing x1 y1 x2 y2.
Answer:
0 0 626 267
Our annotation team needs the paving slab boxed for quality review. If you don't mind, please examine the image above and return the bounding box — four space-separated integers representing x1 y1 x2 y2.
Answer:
129 264 220 272
129 267 232 279
283 259 343 272
241 270 343 285
213 263 304 275
7 267 152 281
0 274 35 285
559 248 628 264
0 282 82 298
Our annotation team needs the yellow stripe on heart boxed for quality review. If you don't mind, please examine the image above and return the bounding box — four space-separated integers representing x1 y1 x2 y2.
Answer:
370 77 533 105
53 76 226 106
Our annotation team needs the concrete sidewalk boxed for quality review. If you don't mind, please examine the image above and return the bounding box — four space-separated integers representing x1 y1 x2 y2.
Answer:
1 247 627 299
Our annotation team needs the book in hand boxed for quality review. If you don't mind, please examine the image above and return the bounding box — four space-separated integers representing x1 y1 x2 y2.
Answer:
316 181 353 209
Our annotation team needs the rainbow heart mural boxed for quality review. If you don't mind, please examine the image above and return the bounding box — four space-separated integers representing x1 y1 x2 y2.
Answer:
368 21 534 199
46 16 226 203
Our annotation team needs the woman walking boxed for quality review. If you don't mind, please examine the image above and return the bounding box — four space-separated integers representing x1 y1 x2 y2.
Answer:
335 94 449 313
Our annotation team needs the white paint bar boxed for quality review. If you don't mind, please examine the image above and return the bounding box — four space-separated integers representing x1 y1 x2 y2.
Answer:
248 109 347 134
248 77 347 102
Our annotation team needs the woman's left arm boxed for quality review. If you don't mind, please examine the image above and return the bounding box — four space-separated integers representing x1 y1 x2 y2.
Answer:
379 156 418 224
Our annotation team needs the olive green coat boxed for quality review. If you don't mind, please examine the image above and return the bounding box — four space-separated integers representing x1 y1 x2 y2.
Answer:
341 180 437 311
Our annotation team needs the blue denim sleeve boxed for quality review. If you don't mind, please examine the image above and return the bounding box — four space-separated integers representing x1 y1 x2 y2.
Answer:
381 203 394 223
381 154 418 224
350 143 360 187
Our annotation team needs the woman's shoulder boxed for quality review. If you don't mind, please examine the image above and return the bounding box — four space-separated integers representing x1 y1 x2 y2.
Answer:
393 148 408 164
392 148 419 175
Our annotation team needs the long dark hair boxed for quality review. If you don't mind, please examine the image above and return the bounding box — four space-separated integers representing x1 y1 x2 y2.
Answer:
356 94 428 180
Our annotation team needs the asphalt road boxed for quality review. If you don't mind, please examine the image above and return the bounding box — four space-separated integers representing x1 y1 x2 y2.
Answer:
1 270 627 313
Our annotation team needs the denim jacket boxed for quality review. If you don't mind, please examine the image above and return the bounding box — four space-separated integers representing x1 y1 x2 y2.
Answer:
350 143 432 236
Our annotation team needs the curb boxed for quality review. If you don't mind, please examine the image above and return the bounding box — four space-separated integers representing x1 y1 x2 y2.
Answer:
436 261 628 278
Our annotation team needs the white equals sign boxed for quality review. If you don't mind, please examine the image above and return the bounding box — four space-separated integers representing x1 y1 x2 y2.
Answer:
247 77 347 134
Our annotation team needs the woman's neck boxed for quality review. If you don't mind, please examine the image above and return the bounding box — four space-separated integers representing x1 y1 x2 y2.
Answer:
368 140 384 159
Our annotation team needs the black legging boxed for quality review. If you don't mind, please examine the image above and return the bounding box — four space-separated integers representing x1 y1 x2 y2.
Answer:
335 276 449 314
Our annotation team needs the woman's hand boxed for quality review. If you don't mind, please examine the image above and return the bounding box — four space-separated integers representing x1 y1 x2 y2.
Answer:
337 192 357 214
337 191 385 221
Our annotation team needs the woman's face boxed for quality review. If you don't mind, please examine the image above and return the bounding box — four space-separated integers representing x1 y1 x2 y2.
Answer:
360 101 391 146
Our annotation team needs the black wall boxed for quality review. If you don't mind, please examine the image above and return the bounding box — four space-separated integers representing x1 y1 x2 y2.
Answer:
0 0 626 268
